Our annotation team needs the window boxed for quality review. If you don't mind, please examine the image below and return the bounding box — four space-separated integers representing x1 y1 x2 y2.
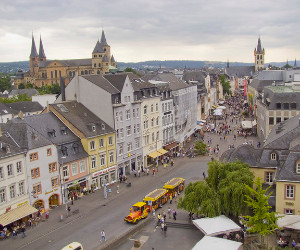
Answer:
127 143 132 152
47 148 52 156
151 118 154 127
63 166 69 178
152 132 155 142
135 138 140 148
156 131 159 140
136 124 140 133
79 160 86 173
91 156 96 169
118 144 123 155
276 117 281 124
285 185 295 199
108 136 113 145
51 177 59 188
269 117 274 125
265 172 273 183
285 209 294 215
33 183 42 195
0 167 3 179
291 103 297 109
297 162 300 174
126 126 131 136
0 188 6 203
16 161 22 173
109 151 114 163
48 162 57 173
144 120 148 129
100 153 106 166
99 138 104 147
136 108 139 117
133 109 135 118
283 103 289 109
116 129 119 138
29 152 38 161
156 117 159 126
276 103 281 109
126 110 130 120
119 112 123 121
90 141 95 150
115 112 119 122
156 103 158 111
9 185 15 199
133 125 136 134
151 104 154 112
120 128 124 138
19 181 24 195
31 167 40 179
144 105 147 114
7 164 13 177
271 153 277 160
71 163 78 175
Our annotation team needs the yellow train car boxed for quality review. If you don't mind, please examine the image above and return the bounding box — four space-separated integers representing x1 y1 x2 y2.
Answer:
143 188 168 211
163 177 185 197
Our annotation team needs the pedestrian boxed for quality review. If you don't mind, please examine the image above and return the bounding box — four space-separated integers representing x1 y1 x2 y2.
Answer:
152 208 156 218
147 168 149 175
173 209 177 220
174 192 177 202
163 211 166 221
21 226 26 238
138 169 141 177
157 213 161 224
163 222 167 235
153 168 155 176
170 194 173 204
203 172 206 179
12 229 17 239
45 211 49 219
167 207 171 219
101 230 106 241
161 222 164 231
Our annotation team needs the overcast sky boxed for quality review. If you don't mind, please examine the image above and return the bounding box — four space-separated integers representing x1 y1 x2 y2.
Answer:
1 0 300 63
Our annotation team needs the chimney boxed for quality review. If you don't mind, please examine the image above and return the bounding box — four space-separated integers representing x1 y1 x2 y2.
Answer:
60 77 66 102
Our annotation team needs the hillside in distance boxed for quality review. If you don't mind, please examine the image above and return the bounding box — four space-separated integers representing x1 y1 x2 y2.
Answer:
0 60 289 74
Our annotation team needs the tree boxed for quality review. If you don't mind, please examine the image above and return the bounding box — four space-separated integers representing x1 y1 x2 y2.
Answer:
0 93 31 103
243 177 279 245
220 75 231 95
194 140 208 155
0 74 12 92
37 83 61 95
124 67 141 76
18 83 25 89
178 160 254 217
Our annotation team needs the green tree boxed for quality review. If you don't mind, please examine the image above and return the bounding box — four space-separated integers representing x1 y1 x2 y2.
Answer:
178 161 254 217
220 75 231 95
37 83 61 95
124 67 141 76
243 177 279 245
25 83 34 89
194 140 208 155
18 83 25 89
0 74 12 92
0 93 31 104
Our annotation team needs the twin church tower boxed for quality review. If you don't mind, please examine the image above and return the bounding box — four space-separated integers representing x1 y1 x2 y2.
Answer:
16 30 117 88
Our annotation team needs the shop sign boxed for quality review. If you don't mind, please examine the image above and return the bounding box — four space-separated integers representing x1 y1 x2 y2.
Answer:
45 190 53 195
92 167 115 177
67 177 87 187
17 201 28 207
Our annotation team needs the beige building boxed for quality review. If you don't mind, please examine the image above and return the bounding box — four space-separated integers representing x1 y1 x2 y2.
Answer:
15 31 117 88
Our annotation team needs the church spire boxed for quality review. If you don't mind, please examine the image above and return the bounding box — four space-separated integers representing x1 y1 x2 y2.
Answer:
39 35 46 59
30 33 38 58
257 37 262 53
294 58 297 68
226 59 229 68
100 30 108 46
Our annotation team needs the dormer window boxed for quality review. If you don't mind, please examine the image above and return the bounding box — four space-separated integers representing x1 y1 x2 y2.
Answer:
47 129 56 137
271 152 277 160
92 125 96 132
115 97 119 104
61 146 68 158
72 143 79 153
6 145 10 154
60 127 67 135
296 161 300 174
101 123 105 130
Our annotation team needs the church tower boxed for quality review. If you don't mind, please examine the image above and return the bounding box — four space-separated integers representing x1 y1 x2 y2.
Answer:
254 37 265 72
30 34 40 75
39 36 46 62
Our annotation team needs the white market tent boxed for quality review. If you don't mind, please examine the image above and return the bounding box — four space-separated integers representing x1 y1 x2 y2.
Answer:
193 215 241 236
241 120 257 129
213 109 223 116
216 106 226 110
277 214 300 230
192 236 243 250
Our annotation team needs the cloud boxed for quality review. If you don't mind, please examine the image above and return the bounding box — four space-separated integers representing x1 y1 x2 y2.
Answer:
1 0 300 63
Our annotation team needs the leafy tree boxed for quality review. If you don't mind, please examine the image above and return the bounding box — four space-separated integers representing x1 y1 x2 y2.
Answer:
0 93 31 103
243 178 279 245
220 75 231 95
37 83 61 95
124 67 141 76
0 74 12 92
18 83 25 89
25 83 34 89
194 140 208 156
178 160 254 217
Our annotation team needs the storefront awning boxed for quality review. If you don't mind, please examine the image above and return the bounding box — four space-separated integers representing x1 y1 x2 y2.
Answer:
164 142 179 151
148 148 168 158
0 204 38 226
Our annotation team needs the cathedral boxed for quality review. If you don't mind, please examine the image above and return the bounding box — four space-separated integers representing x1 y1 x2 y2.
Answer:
15 31 117 88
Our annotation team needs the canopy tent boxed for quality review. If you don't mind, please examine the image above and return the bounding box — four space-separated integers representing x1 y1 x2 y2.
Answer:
192 236 243 250
213 109 223 116
277 214 300 230
0 203 37 226
216 106 226 110
148 148 168 158
241 120 257 129
193 215 241 236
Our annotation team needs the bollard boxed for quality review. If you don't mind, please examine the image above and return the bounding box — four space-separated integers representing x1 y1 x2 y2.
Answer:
134 240 141 248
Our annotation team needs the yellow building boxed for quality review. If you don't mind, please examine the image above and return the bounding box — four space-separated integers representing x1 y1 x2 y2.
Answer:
48 101 117 189
15 31 117 88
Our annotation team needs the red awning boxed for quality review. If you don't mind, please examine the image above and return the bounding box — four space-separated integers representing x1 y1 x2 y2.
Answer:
164 142 179 151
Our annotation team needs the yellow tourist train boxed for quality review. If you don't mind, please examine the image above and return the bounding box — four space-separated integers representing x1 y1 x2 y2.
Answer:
124 177 185 224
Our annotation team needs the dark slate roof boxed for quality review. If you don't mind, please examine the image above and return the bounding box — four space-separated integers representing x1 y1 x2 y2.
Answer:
182 70 207 83
142 72 189 91
0 131 25 158
9 88 39 97
220 144 263 166
0 102 18 116
103 74 127 92
264 115 300 150
30 35 38 58
2 118 53 150
102 55 109 62
256 70 283 81
111 55 115 62
39 59 92 68
57 140 89 165
50 101 114 138
248 79 276 92
225 66 255 77
276 151 300 182
23 113 79 145
93 40 104 53
256 37 263 53
39 36 46 58
6 101 43 113
100 30 108 46
81 75 119 94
